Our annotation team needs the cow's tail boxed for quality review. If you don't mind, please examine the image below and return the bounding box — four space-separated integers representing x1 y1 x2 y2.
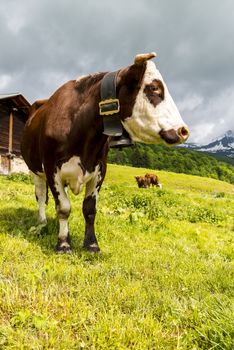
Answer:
46 181 49 204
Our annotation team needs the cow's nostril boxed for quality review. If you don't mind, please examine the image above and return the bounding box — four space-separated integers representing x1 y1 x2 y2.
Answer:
178 126 189 140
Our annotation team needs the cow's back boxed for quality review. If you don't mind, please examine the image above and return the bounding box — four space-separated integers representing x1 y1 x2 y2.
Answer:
21 79 104 174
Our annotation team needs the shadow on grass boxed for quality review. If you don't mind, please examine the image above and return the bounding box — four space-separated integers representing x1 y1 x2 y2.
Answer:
0 207 109 261
0 207 57 254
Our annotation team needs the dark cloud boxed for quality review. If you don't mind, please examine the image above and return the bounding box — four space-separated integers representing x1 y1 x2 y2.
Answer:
0 0 233 142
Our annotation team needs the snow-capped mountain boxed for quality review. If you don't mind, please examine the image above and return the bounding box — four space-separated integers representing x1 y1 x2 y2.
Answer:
182 130 234 158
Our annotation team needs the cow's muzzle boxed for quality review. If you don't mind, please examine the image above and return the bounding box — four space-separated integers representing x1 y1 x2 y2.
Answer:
159 126 189 145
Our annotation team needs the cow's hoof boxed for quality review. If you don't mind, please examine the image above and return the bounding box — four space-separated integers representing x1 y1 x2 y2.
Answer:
56 246 72 254
84 243 100 253
56 241 72 254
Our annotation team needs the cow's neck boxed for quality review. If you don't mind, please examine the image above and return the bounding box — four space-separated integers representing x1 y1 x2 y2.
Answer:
68 117 109 173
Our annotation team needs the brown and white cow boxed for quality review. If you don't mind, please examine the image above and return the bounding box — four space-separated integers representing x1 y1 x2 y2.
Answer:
145 173 162 188
135 176 150 188
21 52 189 253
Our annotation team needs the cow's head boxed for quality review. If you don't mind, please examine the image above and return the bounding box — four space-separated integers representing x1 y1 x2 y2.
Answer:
117 52 189 145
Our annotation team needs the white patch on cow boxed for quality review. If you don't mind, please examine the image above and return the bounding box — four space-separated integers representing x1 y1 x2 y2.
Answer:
122 60 187 144
76 73 101 84
53 156 101 239
59 156 99 195
85 166 101 199
89 243 99 249
76 74 89 83
33 173 47 224
60 241 71 248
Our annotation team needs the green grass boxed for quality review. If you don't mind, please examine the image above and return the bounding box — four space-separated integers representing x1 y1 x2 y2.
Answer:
0 164 233 349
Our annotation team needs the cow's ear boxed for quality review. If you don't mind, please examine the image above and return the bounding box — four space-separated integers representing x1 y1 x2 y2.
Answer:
134 52 157 65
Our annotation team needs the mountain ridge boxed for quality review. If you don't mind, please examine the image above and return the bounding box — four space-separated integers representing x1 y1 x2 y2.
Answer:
183 130 234 158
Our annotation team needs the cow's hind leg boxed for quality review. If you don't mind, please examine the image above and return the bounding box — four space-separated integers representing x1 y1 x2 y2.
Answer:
33 173 48 225
56 186 71 254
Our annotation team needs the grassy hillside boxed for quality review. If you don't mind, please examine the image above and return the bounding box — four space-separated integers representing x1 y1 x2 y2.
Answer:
0 165 234 349
108 144 234 184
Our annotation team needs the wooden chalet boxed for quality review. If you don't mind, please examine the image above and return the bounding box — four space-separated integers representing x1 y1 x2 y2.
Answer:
0 93 31 174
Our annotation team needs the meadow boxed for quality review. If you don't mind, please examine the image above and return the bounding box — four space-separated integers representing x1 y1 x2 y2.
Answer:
0 164 233 349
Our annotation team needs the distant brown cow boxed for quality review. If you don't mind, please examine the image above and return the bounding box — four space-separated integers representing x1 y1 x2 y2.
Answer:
135 176 150 188
145 173 162 188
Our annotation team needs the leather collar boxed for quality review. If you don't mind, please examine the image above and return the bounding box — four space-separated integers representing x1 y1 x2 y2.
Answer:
99 71 122 136
99 71 134 148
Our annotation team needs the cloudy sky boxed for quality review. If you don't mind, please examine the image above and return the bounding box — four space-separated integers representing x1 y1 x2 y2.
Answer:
0 0 233 143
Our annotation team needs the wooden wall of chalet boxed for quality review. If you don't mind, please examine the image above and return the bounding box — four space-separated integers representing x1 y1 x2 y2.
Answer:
0 94 30 174
0 113 9 154
0 103 27 174
0 108 25 156
13 114 25 155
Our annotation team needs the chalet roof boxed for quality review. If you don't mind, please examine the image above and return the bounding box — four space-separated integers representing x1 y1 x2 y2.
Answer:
0 93 31 117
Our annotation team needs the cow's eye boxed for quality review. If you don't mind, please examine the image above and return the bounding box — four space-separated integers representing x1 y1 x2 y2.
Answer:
151 86 162 95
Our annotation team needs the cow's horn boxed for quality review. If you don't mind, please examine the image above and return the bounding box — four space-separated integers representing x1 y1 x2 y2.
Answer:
134 52 157 65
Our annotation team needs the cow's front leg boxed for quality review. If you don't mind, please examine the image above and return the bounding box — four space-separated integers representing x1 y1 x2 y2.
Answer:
48 173 72 253
83 194 99 252
83 167 105 252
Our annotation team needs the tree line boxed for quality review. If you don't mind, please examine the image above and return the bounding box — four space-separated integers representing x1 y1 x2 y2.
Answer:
108 144 234 184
